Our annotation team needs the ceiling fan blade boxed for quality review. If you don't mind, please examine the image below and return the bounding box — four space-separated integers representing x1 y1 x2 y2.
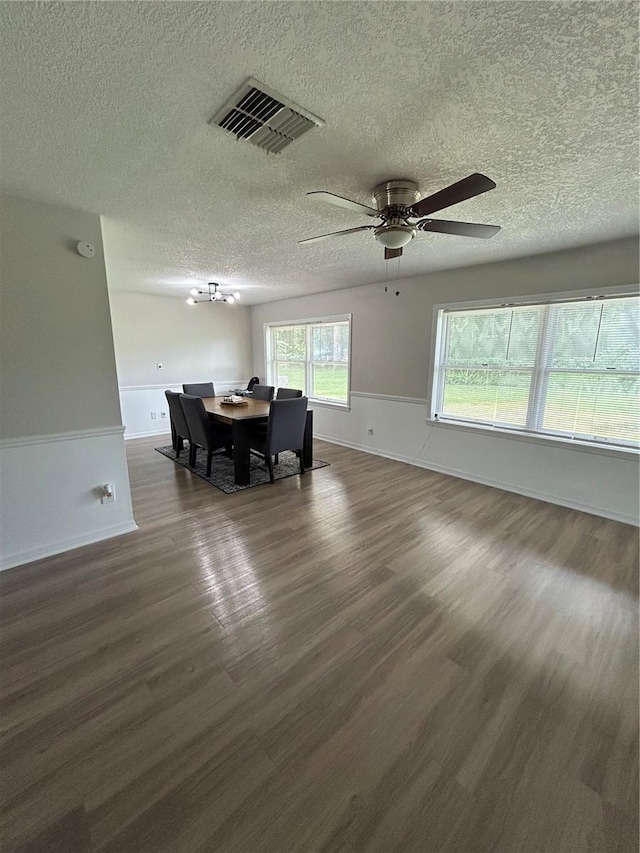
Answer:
298 225 374 245
307 191 380 218
385 247 403 260
410 173 496 218
416 219 501 239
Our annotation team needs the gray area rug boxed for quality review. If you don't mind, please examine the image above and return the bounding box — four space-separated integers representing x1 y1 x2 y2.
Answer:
155 445 329 493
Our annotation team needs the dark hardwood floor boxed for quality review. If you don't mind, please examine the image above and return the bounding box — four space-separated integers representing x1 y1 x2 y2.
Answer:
1 435 638 852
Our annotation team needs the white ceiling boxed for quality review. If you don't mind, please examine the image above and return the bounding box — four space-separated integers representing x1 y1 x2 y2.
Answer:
1 2 637 305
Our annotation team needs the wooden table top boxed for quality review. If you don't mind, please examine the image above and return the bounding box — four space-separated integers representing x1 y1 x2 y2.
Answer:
202 396 272 423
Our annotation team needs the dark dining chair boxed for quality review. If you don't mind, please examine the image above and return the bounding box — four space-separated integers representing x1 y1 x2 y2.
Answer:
182 382 215 398
165 390 191 459
251 384 275 401
272 388 304 461
249 397 308 484
276 387 303 399
180 394 231 475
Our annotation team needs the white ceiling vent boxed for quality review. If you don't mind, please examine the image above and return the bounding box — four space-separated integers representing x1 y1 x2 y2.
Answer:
210 78 324 154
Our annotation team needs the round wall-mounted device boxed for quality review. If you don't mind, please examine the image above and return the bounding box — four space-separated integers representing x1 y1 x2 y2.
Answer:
76 241 95 258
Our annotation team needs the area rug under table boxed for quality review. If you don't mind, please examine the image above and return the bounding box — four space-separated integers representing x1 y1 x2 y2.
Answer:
155 445 329 493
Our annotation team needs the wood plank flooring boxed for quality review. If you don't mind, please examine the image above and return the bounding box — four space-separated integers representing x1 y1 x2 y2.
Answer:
1 436 638 852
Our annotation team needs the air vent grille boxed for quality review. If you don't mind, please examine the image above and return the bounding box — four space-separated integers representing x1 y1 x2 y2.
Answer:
236 88 283 123
219 108 263 140
210 78 324 154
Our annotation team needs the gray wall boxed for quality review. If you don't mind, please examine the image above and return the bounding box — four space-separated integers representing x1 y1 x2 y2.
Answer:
0 194 123 437
252 237 639 399
0 194 135 569
109 291 253 389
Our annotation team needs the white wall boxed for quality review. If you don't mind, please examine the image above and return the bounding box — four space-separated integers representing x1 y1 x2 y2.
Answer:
107 291 253 438
0 195 136 570
252 238 640 525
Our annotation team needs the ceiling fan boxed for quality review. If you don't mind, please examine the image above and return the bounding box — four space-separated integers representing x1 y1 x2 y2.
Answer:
299 173 501 259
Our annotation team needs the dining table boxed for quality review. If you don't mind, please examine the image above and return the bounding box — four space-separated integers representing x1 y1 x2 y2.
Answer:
202 396 314 486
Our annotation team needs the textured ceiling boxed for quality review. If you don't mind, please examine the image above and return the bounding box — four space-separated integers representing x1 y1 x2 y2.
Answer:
1 2 637 305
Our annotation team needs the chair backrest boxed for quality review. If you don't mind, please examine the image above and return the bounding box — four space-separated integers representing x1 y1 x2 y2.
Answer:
180 394 216 451
276 387 303 400
165 390 191 439
266 397 308 457
182 382 215 398
252 384 275 401
247 376 260 391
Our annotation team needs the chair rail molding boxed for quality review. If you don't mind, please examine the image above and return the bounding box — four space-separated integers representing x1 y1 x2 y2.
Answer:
350 390 428 405
0 425 125 449
119 381 247 392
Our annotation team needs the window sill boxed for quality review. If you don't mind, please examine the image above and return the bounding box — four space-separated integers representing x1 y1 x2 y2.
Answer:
428 417 639 460
309 398 351 412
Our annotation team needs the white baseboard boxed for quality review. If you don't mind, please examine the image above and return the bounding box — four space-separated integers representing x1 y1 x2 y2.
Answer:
124 429 172 440
315 432 639 527
0 521 139 572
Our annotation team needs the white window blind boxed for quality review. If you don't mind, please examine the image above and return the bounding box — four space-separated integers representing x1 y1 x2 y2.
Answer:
433 295 640 449
266 316 351 405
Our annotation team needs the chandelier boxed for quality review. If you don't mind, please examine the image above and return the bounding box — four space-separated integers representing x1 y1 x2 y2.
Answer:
186 282 241 305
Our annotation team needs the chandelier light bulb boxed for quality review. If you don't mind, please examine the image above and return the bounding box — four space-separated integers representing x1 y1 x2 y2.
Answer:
233 292 241 301
227 295 235 305
213 290 223 300
190 288 199 297
186 297 196 306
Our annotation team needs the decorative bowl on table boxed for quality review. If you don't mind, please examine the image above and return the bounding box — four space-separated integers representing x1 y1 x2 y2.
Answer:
221 395 249 406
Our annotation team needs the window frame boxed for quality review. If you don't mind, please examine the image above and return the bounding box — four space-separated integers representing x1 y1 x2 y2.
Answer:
429 286 639 453
265 314 352 408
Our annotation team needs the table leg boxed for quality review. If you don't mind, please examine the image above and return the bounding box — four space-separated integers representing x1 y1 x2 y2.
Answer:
233 420 251 486
303 410 313 468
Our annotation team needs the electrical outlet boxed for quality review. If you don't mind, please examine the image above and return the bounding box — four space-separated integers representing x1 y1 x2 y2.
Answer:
160 411 167 419
367 426 374 435
150 412 157 420
101 483 116 504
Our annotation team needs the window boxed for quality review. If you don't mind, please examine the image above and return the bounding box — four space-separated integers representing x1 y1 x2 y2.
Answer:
266 316 351 406
432 294 640 449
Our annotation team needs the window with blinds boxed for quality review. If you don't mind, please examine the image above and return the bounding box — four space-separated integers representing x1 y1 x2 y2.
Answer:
266 316 351 405
432 294 640 449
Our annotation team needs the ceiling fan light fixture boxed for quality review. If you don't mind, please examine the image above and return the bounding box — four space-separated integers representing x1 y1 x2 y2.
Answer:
374 225 415 250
